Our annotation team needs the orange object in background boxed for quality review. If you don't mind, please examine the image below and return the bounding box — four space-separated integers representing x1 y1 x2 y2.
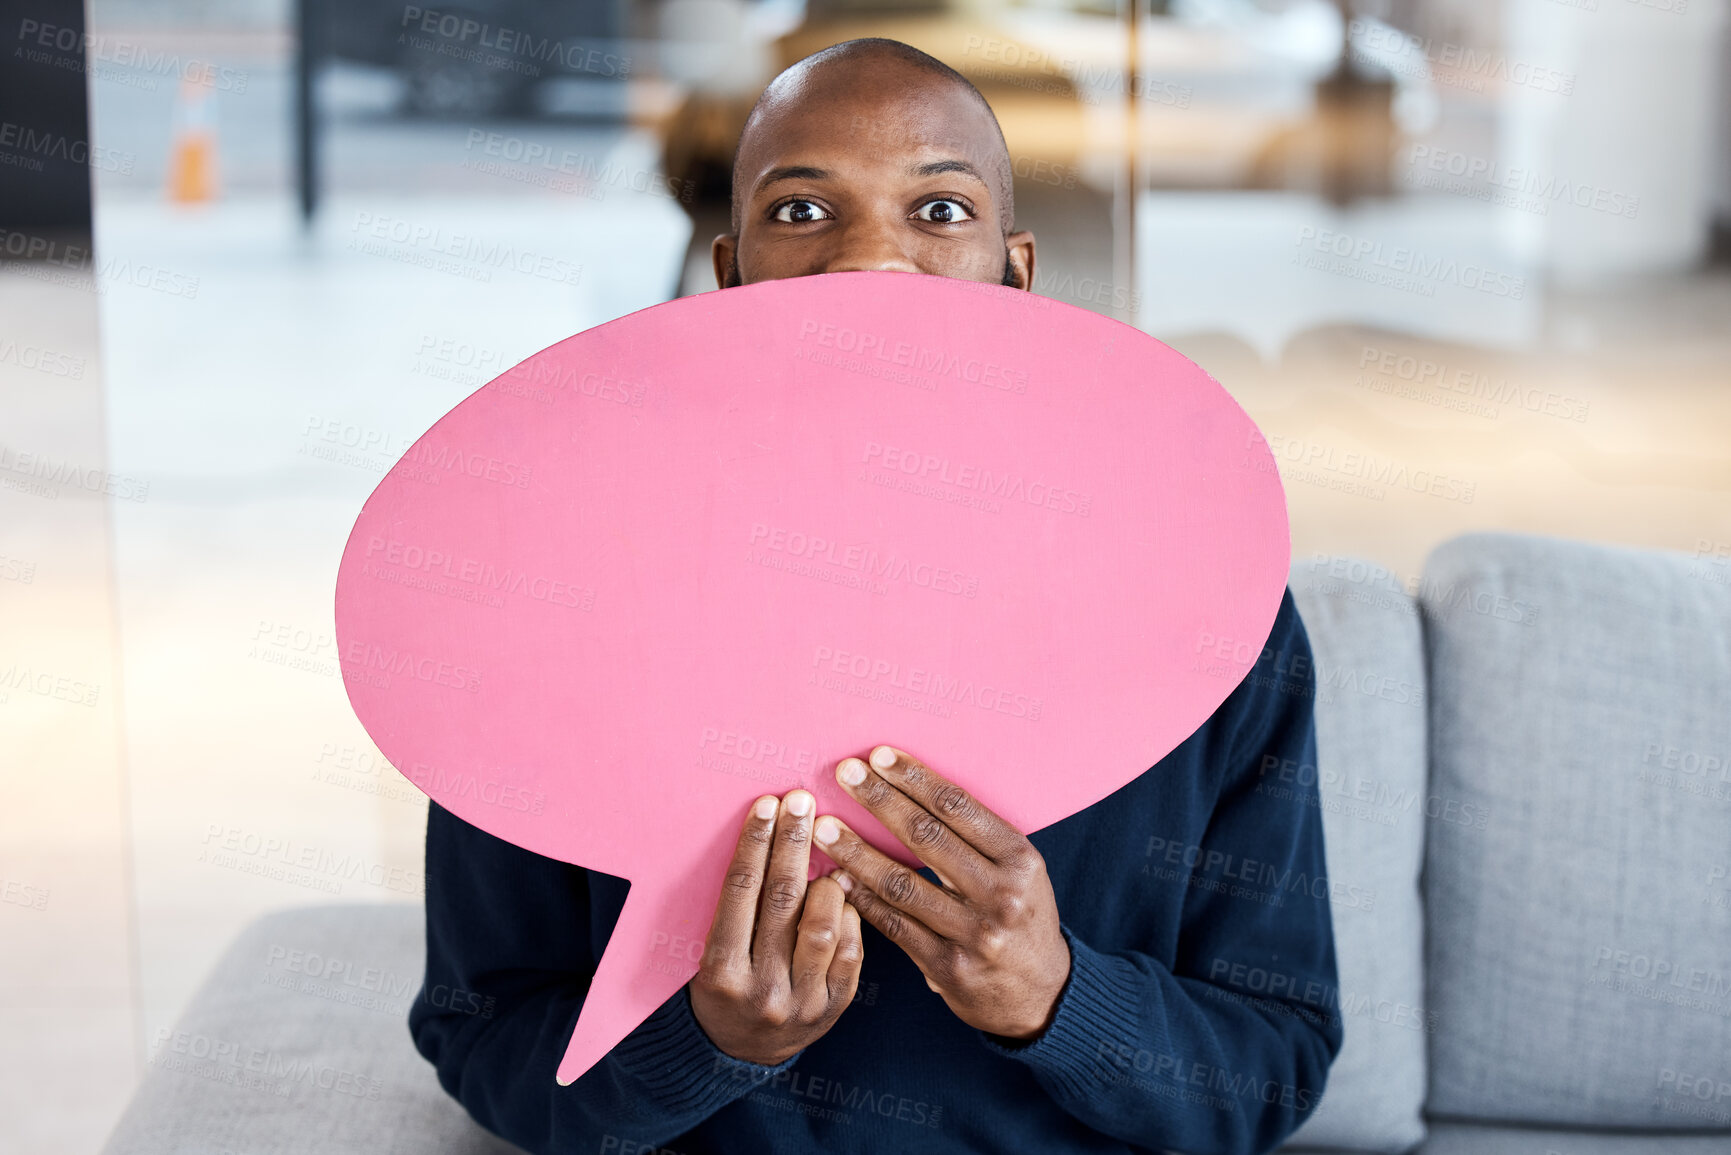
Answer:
167 77 218 203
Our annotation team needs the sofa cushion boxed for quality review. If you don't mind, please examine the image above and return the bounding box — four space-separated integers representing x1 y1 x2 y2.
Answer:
1279 558 1431 1152
101 904 525 1155
1421 532 1731 1128
1417 1119 1731 1154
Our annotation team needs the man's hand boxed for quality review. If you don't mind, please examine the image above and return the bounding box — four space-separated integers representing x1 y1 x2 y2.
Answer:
689 790 865 1066
813 745 1071 1041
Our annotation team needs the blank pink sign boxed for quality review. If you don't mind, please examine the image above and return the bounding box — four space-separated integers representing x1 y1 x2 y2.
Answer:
335 270 1289 1086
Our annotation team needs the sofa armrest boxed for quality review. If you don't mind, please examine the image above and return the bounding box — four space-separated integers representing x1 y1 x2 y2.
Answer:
100 903 527 1155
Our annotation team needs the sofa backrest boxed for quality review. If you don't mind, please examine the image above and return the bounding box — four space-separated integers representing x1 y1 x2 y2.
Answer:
1421 532 1731 1129
1282 556 1432 1152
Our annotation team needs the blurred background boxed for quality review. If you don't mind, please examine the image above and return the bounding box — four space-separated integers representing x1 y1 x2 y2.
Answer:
1 0 1728 1149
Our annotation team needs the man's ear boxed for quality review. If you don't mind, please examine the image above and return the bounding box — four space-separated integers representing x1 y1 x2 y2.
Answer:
711 233 739 290
1006 231 1036 291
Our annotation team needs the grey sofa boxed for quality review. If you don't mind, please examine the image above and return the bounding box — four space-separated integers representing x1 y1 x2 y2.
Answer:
101 532 1731 1154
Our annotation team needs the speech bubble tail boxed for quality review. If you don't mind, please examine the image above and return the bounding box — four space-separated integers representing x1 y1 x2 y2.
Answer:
555 882 699 1086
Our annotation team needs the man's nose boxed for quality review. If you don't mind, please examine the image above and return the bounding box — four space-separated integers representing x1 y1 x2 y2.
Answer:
821 222 921 275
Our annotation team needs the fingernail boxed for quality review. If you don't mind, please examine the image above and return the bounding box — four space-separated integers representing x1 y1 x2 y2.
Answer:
870 745 897 770
837 758 866 787
786 791 812 817
814 816 840 845
833 870 853 894
753 796 777 820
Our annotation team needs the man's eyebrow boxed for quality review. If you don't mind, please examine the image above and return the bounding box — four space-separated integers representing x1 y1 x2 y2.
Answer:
910 159 989 185
755 165 831 193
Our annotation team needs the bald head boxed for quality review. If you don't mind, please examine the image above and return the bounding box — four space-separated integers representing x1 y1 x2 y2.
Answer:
731 40 1015 236
712 38 1034 292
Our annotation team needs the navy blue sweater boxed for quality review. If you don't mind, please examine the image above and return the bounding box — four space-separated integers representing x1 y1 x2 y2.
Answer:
410 588 1341 1154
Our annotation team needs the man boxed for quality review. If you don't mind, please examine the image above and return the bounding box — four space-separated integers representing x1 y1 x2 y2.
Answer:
412 38 1341 1155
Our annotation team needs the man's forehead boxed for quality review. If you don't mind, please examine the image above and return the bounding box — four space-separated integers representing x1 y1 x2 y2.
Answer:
740 69 999 170
746 144 997 193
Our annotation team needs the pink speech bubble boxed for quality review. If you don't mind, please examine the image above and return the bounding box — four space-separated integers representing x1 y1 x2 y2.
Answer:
335 271 1289 1086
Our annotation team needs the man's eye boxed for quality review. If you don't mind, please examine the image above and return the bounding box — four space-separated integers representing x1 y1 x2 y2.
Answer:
773 200 831 223
912 199 974 224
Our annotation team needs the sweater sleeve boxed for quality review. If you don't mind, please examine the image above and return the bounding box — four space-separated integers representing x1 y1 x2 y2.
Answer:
408 801 798 1153
981 590 1344 1155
